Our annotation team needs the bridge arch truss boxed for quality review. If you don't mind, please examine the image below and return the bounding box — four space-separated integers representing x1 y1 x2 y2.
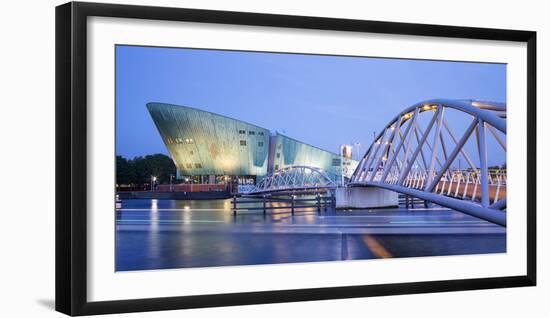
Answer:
350 99 507 226
245 165 337 195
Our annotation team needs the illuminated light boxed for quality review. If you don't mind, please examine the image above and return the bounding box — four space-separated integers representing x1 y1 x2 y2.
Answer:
382 157 387 161
152 176 157 182
403 113 412 119
422 105 431 111
184 206 190 210
385 141 389 145
376 140 381 144
363 235 392 258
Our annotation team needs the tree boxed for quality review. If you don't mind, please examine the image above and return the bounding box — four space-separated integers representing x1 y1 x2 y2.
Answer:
116 156 133 185
116 154 176 186
143 154 176 184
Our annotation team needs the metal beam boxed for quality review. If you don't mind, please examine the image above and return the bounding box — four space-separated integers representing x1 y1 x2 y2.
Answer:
413 120 429 170
358 182 506 226
398 107 441 185
368 117 403 182
489 198 507 210
443 119 476 170
414 118 444 170
380 115 413 182
426 118 478 192
487 123 507 151
425 107 445 190
476 119 490 207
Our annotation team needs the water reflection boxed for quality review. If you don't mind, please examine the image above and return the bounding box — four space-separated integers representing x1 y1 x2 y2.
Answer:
115 198 506 271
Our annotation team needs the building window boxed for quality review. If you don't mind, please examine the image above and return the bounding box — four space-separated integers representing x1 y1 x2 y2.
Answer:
332 158 341 166
248 131 255 135
275 165 279 170
240 140 247 146
186 164 193 169
258 141 264 147
276 153 280 158
258 132 264 136
195 163 202 169
238 129 246 134
185 138 194 144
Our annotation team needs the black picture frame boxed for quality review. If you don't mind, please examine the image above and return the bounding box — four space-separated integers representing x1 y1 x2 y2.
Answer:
55 1 536 316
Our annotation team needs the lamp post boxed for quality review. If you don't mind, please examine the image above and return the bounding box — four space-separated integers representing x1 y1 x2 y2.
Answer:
353 142 361 160
169 174 174 192
339 145 344 187
151 176 157 192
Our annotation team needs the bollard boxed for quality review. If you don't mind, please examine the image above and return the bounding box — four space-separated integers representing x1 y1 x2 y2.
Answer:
232 195 237 216
291 195 295 215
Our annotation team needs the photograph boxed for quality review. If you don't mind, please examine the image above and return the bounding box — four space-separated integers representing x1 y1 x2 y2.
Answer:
114 45 507 272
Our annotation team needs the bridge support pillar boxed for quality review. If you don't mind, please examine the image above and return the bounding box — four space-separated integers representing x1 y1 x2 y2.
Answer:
335 187 398 209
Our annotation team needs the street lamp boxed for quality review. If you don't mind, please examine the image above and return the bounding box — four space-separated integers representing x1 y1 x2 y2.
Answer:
151 176 157 192
339 145 344 187
353 142 361 160
169 174 174 192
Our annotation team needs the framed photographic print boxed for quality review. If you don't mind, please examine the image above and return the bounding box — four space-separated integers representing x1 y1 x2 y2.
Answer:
55 1 536 316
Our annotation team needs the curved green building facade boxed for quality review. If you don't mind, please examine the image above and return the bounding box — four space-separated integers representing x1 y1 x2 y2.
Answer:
147 102 357 183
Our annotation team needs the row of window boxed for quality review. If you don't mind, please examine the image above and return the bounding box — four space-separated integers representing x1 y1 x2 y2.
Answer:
238 130 265 136
240 140 264 147
166 137 194 145
183 160 347 171
167 138 266 147
330 159 352 166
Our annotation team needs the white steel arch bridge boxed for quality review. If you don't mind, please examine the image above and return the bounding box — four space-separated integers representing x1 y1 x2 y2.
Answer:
245 165 337 195
244 99 506 227
350 99 507 226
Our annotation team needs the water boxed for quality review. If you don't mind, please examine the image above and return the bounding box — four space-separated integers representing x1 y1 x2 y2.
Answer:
115 198 505 271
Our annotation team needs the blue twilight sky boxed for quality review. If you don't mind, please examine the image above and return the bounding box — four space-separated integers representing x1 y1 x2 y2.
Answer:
116 45 506 164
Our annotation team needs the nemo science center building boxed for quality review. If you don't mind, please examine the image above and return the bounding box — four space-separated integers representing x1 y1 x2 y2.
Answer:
146 102 358 188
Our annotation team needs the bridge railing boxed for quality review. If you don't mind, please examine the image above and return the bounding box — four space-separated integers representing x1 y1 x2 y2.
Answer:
231 194 335 215
361 168 506 205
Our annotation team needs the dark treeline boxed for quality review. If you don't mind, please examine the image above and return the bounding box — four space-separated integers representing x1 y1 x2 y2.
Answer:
116 154 176 186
